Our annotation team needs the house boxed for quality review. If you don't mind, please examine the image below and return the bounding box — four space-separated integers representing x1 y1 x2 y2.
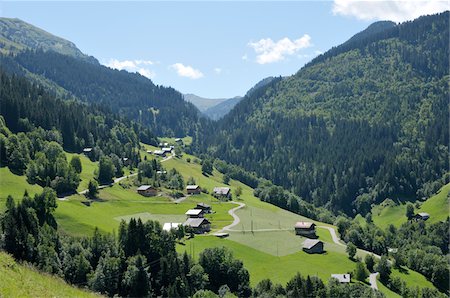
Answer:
183 218 211 233
137 185 157 197
195 203 211 213
331 274 350 283
162 147 172 153
83 147 93 155
213 187 231 199
163 222 181 232
146 150 152 154
302 239 324 254
122 157 131 166
414 212 430 221
186 185 201 195
156 170 167 175
294 222 317 238
175 138 182 143
185 209 204 218
154 150 166 157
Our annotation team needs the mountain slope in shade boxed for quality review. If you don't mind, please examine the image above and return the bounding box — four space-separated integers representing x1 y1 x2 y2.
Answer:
183 93 230 112
0 17 98 64
203 96 243 120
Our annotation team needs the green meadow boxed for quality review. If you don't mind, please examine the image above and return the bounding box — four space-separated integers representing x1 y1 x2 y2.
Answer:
372 183 450 229
65 152 98 191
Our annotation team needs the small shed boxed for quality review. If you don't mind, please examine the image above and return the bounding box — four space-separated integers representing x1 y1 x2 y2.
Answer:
302 239 324 254
213 187 231 199
196 203 211 213
184 218 211 233
331 274 350 283
163 222 181 232
137 185 157 197
295 222 317 238
185 209 204 218
186 185 201 195
414 212 430 221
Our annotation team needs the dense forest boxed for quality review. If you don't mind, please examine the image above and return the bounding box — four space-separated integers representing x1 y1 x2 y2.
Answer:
197 12 449 215
1 49 205 137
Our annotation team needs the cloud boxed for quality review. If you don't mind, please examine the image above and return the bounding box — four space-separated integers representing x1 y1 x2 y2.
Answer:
214 67 222 74
248 35 312 64
242 54 248 61
105 59 155 78
170 63 204 79
332 0 449 22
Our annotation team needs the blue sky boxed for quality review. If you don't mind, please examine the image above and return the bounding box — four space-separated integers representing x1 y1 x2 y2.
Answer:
1 1 448 98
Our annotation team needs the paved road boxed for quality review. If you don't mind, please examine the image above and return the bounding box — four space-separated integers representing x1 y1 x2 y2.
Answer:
219 201 246 232
318 226 345 246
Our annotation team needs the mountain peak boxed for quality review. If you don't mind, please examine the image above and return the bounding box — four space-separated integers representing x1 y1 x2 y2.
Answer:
0 17 98 64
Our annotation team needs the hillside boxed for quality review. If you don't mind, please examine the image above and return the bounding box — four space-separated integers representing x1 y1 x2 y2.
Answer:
183 93 230 112
0 19 203 137
0 17 97 64
200 12 449 215
0 252 98 297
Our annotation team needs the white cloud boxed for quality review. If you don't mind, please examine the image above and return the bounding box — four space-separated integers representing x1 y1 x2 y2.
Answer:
170 63 204 79
332 0 449 22
105 59 155 79
248 35 312 64
242 54 248 61
214 67 222 74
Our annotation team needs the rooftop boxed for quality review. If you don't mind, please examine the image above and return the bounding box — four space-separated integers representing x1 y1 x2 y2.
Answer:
186 185 200 190
213 187 230 195
185 209 203 216
137 185 153 191
331 274 350 283
295 221 315 229
302 239 322 249
183 217 210 228
162 223 181 231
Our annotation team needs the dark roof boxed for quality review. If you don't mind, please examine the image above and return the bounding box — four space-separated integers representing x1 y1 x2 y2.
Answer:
197 203 211 208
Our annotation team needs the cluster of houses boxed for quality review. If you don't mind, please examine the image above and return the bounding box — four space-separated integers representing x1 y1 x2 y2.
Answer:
162 203 213 234
145 141 179 158
294 221 325 254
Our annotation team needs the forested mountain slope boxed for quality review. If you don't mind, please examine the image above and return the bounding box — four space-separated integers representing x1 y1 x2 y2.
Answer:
0 19 204 137
200 12 449 215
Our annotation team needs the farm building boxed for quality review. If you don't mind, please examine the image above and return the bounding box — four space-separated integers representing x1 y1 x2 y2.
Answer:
195 203 211 213
331 274 350 283
302 239 324 254
213 187 231 199
83 147 93 153
162 147 172 153
186 185 201 195
294 222 317 238
414 212 430 221
183 218 211 233
185 209 204 218
163 222 181 231
137 185 157 197
175 138 182 143
154 150 166 157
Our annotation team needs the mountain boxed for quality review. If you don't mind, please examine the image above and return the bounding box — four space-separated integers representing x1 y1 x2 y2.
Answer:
183 93 230 112
0 19 202 137
199 12 449 215
203 96 243 120
0 17 97 64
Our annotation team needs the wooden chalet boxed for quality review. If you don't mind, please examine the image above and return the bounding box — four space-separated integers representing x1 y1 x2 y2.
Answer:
294 221 317 238
302 239 324 254
183 218 211 234
186 185 201 195
137 185 157 197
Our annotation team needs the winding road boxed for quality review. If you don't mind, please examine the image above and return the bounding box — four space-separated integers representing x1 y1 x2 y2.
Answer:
218 201 246 232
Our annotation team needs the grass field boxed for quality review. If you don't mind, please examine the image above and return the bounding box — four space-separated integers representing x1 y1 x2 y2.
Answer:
0 252 98 297
65 152 98 191
0 166 43 211
372 183 450 229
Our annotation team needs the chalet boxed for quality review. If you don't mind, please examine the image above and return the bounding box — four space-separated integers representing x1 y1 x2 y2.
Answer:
185 209 204 218
83 147 93 156
186 185 201 195
294 222 317 238
414 212 430 221
183 218 211 233
162 147 172 153
137 185 157 197
163 222 181 232
175 138 182 143
213 187 231 199
156 170 167 175
331 274 350 283
154 150 166 157
195 203 211 214
302 239 324 254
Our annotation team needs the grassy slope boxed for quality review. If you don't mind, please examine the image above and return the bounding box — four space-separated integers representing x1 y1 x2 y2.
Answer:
65 152 98 191
0 252 98 297
0 166 43 211
372 183 450 229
